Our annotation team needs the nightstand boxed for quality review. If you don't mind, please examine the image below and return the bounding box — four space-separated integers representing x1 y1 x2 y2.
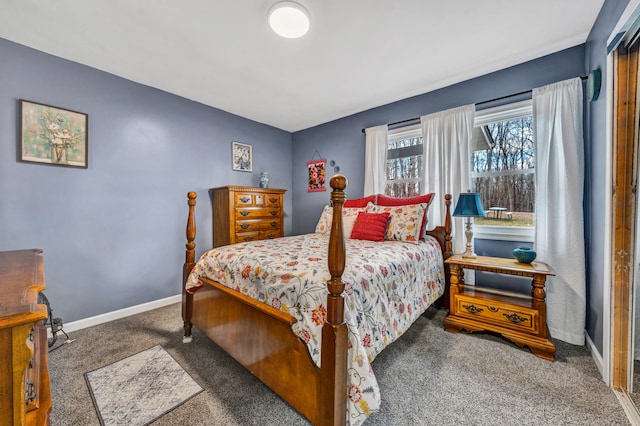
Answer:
443 254 556 361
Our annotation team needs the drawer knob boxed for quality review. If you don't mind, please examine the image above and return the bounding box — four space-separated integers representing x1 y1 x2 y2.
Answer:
240 224 250 229
270 222 278 227
267 234 276 239
462 304 483 314
503 313 527 324
240 211 250 216
270 210 278 216
269 197 278 203
243 237 254 241
239 196 251 203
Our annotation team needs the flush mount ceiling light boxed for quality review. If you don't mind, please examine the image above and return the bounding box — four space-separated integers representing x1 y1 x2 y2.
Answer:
268 1 310 38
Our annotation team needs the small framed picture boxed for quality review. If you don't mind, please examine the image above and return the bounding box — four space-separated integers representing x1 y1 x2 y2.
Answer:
307 159 326 192
232 141 252 172
20 99 88 168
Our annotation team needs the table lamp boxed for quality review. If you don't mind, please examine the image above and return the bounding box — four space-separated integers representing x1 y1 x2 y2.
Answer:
453 191 486 259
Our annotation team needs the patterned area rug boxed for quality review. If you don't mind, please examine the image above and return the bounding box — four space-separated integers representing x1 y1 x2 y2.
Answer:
85 345 203 426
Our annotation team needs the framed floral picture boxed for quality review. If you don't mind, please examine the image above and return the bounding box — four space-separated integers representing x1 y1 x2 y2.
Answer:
307 159 326 192
19 100 88 168
232 141 252 172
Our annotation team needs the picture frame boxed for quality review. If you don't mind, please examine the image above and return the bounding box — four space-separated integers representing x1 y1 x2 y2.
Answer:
232 141 252 172
307 159 326 192
19 99 88 168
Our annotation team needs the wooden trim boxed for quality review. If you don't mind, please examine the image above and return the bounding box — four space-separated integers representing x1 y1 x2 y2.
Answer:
611 42 639 391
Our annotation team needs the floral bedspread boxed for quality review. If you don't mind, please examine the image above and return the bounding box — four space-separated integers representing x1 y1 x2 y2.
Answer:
185 233 445 425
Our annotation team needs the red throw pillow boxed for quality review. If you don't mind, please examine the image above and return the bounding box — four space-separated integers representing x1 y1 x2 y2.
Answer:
344 195 376 208
350 212 390 242
376 193 435 239
376 193 435 206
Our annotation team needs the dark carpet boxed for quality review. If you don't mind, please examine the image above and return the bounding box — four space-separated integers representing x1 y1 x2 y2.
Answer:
48 303 629 425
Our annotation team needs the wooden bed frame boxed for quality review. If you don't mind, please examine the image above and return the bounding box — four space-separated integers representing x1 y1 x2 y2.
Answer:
182 175 452 426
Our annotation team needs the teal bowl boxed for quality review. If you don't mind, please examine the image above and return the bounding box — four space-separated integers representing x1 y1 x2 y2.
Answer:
513 247 536 264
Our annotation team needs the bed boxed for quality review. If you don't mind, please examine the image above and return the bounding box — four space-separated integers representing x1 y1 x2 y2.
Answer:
182 174 452 425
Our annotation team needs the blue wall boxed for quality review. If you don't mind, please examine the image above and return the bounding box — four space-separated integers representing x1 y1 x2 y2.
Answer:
289 0 630 358
284 0 626 360
584 0 630 355
0 38 293 323
1 0 628 358
291 47 587 235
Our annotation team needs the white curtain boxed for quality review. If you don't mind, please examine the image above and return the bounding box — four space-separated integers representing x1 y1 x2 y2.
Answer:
421 104 475 254
533 77 585 345
363 125 388 196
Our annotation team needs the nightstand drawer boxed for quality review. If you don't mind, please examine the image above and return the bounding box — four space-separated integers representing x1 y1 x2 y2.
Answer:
453 294 539 334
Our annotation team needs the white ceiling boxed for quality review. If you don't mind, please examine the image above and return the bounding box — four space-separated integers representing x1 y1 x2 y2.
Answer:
0 0 605 132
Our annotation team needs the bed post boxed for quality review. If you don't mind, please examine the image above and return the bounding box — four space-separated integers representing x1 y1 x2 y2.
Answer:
182 191 197 343
319 174 348 426
425 194 453 309
443 193 453 258
442 194 453 309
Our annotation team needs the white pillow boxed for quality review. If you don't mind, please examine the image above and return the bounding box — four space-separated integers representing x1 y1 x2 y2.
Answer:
369 203 426 242
315 205 366 237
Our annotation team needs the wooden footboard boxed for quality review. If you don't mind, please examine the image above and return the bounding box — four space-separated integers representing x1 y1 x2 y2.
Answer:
181 177 452 425
182 176 348 426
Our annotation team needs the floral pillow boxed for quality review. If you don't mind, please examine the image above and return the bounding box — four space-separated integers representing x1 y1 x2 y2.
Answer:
315 205 366 237
369 203 426 242
376 193 435 239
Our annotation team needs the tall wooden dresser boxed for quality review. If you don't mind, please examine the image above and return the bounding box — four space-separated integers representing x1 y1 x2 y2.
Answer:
211 186 286 247
0 249 52 426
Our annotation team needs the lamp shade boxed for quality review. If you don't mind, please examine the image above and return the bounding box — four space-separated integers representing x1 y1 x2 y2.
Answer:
453 192 486 217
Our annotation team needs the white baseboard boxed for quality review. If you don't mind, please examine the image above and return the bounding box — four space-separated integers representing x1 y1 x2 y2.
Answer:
614 389 640 425
585 331 606 382
48 294 181 336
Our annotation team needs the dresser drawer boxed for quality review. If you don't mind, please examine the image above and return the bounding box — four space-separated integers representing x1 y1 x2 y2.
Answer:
236 231 261 243
235 207 281 220
235 219 281 232
265 195 281 207
236 229 282 243
260 230 281 240
453 294 539 334
234 193 260 206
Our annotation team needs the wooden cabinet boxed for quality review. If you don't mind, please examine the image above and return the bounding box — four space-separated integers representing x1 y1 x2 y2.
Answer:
443 254 556 361
211 186 286 247
0 249 52 425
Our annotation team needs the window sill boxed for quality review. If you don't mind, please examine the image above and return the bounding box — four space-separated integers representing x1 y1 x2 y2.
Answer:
474 225 534 242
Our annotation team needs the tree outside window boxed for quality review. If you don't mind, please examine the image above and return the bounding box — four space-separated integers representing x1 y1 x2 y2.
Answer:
385 135 423 197
472 114 535 228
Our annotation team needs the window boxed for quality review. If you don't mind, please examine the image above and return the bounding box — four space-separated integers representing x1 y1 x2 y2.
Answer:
385 125 423 197
382 100 534 241
473 100 534 240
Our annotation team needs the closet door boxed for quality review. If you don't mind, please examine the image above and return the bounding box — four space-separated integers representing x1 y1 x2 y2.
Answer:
610 17 640 416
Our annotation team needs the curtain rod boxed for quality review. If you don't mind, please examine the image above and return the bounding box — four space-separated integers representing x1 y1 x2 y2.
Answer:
360 75 588 134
